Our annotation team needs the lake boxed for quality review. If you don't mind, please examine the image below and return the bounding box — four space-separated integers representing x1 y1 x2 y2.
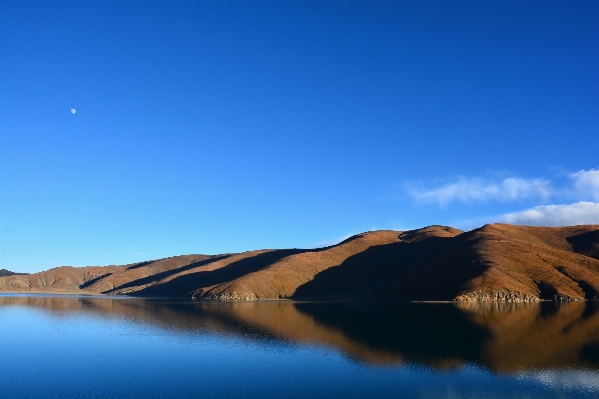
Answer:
1 295 598 398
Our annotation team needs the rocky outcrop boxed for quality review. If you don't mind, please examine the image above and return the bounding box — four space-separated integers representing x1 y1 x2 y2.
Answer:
454 289 540 302
553 293 584 302
195 292 258 300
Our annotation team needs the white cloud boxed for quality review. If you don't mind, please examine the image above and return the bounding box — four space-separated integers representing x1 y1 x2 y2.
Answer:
502 201 599 226
408 177 551 206
570 168 599 200
70 108 76 114
405 169 599 227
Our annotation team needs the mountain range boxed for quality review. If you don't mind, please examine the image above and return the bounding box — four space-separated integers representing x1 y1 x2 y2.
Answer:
2 223 598 301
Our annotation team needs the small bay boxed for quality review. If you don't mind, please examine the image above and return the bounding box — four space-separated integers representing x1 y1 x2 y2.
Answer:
1 295 598 399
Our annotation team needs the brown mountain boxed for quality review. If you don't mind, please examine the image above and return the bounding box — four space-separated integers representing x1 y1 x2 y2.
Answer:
1 223 599 301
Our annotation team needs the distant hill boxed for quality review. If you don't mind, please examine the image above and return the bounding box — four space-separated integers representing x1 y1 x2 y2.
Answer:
1 224 598 301
0 269 29 277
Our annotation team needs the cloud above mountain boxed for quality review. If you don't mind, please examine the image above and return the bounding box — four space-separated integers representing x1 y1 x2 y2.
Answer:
407 168 599 227
502 201 599 226
407 177 551 206
570 168 599 200
408 168 599 207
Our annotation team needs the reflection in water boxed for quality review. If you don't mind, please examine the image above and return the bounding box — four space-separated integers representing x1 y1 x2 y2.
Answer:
456 301 599 372
1 295 598 373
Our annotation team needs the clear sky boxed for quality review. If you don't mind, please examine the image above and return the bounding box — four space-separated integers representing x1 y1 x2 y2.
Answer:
1 0 598 273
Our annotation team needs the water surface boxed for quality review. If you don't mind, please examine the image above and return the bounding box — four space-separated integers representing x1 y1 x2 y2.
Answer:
1 295 598 398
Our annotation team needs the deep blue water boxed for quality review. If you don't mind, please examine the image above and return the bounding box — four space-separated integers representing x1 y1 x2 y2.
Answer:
1 295 598 398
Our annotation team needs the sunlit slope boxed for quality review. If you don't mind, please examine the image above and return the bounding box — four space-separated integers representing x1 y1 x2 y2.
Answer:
0 255 205 294
1 224 599 301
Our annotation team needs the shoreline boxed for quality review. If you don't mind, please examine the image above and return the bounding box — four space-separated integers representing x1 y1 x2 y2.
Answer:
1 291 595 303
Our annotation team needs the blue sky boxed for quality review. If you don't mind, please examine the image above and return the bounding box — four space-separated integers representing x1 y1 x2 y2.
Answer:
1 0 598 273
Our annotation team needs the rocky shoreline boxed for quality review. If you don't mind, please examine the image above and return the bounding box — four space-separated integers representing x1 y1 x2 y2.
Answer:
454 289 540 302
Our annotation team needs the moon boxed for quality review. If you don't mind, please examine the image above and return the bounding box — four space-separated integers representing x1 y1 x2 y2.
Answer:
71 109 76 114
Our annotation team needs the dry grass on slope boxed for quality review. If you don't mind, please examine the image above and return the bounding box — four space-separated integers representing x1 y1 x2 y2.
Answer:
454 224 599 301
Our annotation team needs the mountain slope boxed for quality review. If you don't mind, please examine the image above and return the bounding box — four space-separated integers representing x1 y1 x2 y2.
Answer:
377 224 599 301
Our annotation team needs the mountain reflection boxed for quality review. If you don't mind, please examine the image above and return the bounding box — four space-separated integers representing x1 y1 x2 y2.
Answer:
2 295 598 372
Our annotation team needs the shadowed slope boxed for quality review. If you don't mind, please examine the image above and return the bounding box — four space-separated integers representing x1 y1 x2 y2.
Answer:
372 227 488 300
567 230 599 260
293 226 462 299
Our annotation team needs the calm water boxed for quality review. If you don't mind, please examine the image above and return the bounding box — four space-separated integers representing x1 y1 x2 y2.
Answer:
1 295 598 399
